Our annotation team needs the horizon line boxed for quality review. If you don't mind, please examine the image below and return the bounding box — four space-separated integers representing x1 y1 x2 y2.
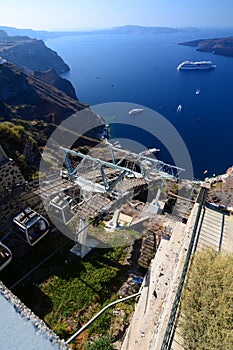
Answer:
1 24 233 33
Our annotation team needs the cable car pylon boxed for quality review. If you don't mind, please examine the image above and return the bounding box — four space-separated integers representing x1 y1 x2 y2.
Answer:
46 145 185 257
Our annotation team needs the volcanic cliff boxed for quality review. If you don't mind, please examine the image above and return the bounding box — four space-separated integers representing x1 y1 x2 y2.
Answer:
34 69 77 100
0 29 69 73
0 62 84 122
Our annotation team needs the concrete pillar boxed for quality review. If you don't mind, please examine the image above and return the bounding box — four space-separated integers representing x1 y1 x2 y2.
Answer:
70 217 91 257
107 208 121 228
148 182 163 214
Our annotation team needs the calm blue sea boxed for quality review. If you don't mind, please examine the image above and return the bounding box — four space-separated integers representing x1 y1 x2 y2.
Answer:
46 28 233 179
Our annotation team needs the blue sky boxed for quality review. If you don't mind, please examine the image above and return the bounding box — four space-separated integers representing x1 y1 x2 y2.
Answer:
0 0 233 30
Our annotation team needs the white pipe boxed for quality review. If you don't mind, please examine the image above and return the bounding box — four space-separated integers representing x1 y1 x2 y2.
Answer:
66 291 142 344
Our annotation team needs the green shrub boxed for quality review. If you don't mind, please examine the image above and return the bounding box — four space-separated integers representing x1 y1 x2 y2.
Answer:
0 122 24 153
39 247 129 345
87 335 114 350
180 249 233 350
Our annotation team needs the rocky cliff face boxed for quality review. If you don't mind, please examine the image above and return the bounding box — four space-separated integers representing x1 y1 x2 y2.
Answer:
207 166 233 206
0 62 91 123
179 37 233 57
0 33 69 74
34 69 78 100
0 62 105 179
0 63 37 104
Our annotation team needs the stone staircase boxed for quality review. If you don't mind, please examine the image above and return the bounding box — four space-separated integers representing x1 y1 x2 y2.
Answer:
138 231 157 268
195 205 229 251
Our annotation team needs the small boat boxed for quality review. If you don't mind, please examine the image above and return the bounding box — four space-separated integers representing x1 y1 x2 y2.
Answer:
128 108 144 115
140 148 160 155
196 89 200 95
113 141 122 148
176 104 182 113
147 147 160 154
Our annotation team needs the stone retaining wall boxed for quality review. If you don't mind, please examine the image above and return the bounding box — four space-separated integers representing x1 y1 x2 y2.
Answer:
0 158 25 193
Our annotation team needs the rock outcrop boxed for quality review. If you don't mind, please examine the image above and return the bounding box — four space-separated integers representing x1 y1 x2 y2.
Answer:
0 62 84 122
206 166 233 206
0 33 69 74
34 69 78 100
179 37 233 57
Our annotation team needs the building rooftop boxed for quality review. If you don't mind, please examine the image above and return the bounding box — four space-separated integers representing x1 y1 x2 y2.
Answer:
0 281 69 350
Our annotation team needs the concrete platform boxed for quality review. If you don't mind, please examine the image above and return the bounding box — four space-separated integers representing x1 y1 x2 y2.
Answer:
120 205 199 350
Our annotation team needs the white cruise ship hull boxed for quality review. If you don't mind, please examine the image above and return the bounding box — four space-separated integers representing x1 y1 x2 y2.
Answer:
179 66 215 70
177 60 216 70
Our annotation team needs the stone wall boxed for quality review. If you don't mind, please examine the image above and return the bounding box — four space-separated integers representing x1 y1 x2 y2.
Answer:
0 158 25 193
0 151 44 230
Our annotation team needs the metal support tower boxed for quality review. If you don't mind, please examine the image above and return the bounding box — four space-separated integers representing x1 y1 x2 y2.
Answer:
58 146 185 256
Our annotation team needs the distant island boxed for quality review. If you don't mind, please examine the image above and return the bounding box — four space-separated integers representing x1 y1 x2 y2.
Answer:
0 25 199 40
179 36 233 57
74 25 199 35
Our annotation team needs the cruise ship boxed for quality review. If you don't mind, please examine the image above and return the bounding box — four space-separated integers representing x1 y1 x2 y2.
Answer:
177 60 216 70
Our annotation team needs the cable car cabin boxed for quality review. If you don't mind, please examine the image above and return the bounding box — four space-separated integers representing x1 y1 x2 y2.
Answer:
0 243 12 271
48 193 75 225
13 208 49 246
